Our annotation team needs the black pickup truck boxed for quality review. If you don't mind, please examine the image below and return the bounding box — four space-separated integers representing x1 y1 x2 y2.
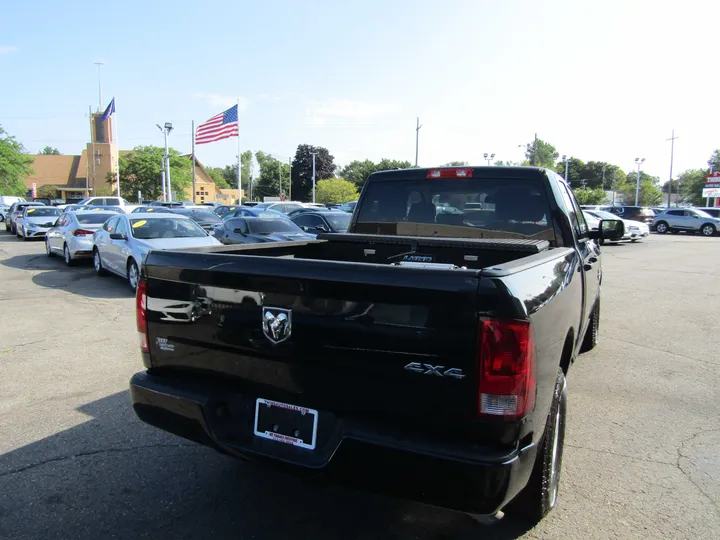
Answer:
130 166 623 522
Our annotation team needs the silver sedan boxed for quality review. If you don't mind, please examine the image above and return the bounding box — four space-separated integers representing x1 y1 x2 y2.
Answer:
46 211 119 266
16 206 63 240
91 213 222 289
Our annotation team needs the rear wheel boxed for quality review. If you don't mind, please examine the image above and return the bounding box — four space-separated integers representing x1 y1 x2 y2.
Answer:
45 238 54 257
701 224 716 237
507 369 567 523
127 259 139 291
93 249 107 276
63 244 75 267
580 301 599 353
655 221 669 234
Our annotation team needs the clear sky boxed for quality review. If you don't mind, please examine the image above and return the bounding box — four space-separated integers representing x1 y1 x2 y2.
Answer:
0 0 717 180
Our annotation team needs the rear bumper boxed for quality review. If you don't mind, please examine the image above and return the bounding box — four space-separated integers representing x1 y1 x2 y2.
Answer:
130 370 536 514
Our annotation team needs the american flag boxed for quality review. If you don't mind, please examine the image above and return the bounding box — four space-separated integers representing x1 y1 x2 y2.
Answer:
195 105 239 145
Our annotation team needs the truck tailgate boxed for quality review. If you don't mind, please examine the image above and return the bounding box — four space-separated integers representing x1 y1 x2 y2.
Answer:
144 251 483 428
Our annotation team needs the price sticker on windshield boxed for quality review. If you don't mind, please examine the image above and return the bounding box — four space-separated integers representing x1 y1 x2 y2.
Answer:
27 208 36 213
132 220 147 228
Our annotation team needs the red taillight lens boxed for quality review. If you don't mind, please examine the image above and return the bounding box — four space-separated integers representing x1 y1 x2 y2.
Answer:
426 168 473 179
478 319 536 419
136 279 148 352
73 229 94 236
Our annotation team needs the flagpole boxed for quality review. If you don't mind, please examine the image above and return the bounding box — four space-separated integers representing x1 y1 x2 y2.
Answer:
236 99 241 204
191 120 196 204
113 100 121 197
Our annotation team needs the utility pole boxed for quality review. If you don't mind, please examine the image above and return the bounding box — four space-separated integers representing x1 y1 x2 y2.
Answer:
531 133 538 166
667 130 679 207
94 61 104 112
601 165 606 191
161 169 166 202
415 117 422 167
708 161 714 207
310 152 318 203
288 157 292 201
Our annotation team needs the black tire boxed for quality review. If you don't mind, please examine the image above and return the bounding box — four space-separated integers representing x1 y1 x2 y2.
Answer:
45 239 54 257
93 248 107 276
700 223 716 237
655 221 669 234
580 300 599 353
507 369 567 523
127 259 139 291
22 232 29 241
63 244 75 267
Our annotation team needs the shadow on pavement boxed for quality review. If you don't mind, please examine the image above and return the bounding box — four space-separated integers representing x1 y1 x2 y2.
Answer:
0 391 535 540
0 253 134 299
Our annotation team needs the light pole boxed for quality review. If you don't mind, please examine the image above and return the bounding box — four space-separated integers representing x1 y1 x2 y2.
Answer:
157 123 173 201
562 155 570 183
483 153 495 166
415 118 422 167
310 152 317 203
634 157 645 206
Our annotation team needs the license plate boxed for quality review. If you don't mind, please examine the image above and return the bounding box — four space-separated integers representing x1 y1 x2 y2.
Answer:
253 398 318 450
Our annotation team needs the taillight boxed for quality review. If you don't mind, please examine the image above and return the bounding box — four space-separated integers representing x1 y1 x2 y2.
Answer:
73 229 94 236
136 279 149 352
478 319 536 419
427 168 473 179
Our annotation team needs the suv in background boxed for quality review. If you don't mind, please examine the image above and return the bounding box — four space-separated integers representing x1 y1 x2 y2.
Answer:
653 208 720 236
600 206 655 224
75 196 139 213
694 206 720 218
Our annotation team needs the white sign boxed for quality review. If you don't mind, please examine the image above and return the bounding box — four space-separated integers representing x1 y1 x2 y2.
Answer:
702 187 720 197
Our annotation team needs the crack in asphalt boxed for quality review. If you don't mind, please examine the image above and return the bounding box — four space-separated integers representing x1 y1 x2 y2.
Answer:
605 337 719 366
676 428 720 514
564 443 676 466
0 443 199 478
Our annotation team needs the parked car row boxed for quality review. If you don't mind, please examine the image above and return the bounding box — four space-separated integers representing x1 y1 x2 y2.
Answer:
582 210 649 244
582 204 720 237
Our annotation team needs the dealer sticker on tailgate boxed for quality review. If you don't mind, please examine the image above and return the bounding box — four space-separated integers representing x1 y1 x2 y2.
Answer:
253 398 318 450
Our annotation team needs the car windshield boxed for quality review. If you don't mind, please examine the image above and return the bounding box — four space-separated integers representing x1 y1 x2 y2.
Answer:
188 210 220 221
76 213 115 224
638 208 655 216
589 210 620 220
693 209 714 219
129 218 208 239
355 176 554 241
246 219 303 234
25 207 60 217
324 213 351 231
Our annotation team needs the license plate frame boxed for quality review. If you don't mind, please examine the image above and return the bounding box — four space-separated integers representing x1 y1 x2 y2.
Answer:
253 398 318 450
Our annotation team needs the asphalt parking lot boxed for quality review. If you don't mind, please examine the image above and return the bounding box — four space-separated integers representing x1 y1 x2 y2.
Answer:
0 232 718 540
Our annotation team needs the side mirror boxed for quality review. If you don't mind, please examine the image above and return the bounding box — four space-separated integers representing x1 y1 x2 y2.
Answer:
301 226 310 232
693 215 699 219
316 225 328 232
109 232 127 241
599 219 624 241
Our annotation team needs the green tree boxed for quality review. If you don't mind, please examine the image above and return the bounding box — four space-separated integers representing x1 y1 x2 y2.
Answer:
291 144 336 201
708 149 720 172
219 150 253 190
253 151 291 199
573 187 607 205
554 157 585 186
616 172 663 206
315 178 359 204
0 126 34 196
339 158 412 188
521 137 558 167
205 167 231 189
37 185 60 198
38 146 61 155
676 169 708 206
111 146 193 200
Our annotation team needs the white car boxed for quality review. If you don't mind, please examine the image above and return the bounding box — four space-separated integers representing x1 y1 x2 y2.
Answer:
92 213 222 289
73 196 140 214
15 206 63 240
585 210 648 242
46 211 119 266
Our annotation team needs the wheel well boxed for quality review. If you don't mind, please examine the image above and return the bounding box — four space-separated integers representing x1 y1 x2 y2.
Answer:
127 257 137 271
559 330 575 375
701 222 715 229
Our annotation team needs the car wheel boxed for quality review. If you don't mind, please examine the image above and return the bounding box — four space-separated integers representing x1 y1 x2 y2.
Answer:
127 259 139 291
506 369 567 522
16 226 22 238
701 224 716 237
63 244 75 267
93 249 107 276
46 238 54 257
655 221 668 234
580 300 599 353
